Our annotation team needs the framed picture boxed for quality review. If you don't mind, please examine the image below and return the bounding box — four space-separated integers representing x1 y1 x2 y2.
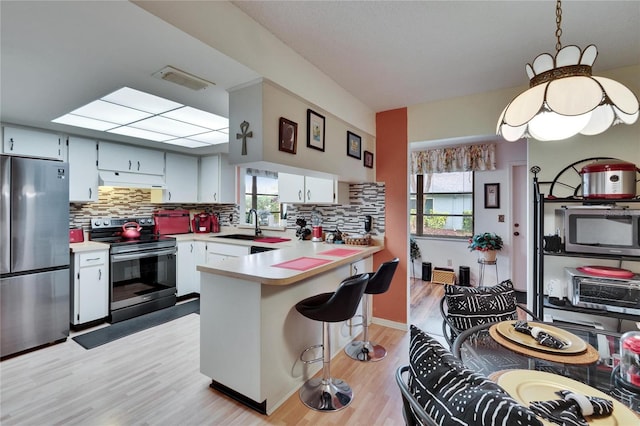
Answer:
278 117 297 154
484 183 500 208
347 131 361 159
363 150 374 168
306 109 325 151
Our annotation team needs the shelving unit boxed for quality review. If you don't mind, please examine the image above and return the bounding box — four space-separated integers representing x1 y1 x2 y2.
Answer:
531 159 640 323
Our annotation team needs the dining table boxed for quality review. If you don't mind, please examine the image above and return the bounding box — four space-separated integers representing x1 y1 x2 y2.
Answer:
452 321 640 416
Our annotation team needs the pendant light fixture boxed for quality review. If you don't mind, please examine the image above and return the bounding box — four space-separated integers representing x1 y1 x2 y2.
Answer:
497 0 639 142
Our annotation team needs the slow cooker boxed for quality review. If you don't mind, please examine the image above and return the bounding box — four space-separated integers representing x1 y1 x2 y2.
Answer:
581 159 637 199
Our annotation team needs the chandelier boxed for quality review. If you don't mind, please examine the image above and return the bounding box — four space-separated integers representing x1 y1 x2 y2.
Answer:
497 0 639 142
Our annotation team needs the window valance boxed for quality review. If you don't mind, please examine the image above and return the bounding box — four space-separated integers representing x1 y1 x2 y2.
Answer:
411 143 496 174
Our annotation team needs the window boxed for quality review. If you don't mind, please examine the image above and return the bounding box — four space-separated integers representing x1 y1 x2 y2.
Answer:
410 171 473 238
243 169 285 226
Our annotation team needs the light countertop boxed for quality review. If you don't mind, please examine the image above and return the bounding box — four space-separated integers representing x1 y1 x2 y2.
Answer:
197 239 382 286
69 241 110 253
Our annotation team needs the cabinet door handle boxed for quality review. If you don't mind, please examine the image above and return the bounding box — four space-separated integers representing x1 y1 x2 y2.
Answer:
190 244 194 253
99 269 102 280
137 161 140 171
298 190 302 201
353 265 358 274
213 193 217 201
128 160 132 170
9 138 14 151
86 257 100 261
168 191 172 201
307 190 311 201
89 187 92 199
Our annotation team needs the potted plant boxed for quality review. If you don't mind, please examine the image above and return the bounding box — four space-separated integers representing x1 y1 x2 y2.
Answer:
468 232 503 262
410 237 422 278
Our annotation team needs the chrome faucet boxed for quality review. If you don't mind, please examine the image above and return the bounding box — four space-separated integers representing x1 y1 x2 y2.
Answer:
249 208 262 236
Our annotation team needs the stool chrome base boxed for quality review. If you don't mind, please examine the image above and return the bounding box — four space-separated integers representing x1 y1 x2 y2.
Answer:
344 340 387 362
299 377 353 411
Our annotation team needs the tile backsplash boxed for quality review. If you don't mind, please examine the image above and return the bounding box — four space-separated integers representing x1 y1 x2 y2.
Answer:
69 183 385 235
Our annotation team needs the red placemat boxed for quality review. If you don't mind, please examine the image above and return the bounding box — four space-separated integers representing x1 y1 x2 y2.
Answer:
272 257 332 271
318 248 361 257
254 237 291 243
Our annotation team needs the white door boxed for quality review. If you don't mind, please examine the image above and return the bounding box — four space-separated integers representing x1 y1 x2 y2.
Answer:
511 164 528 292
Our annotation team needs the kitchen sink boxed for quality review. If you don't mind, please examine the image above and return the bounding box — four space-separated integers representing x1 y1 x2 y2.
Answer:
215 234 258 241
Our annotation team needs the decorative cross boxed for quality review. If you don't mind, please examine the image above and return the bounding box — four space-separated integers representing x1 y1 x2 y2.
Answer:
236 120 253 155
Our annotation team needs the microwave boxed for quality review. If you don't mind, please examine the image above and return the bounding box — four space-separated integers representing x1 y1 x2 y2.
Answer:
556 207 640 257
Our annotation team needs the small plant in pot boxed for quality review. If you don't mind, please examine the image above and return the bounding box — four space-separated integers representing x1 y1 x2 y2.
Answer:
468 232 503 262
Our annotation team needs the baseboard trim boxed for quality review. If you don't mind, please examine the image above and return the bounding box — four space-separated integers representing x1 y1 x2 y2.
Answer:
372 317 408 331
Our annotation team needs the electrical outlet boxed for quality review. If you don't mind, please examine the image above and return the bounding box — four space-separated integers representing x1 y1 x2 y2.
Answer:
447 259 453 267
498 214 505 222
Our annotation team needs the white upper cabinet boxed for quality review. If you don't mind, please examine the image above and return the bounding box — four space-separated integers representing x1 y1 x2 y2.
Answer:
68 137 99 202
277 172 306 203
98 141 164 175
199 154 235 204
151 152 198 203
278 172 347 204
2 126 65 160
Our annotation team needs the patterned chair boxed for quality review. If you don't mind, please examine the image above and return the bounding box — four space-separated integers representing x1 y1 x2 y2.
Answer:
398 325 542 426
439 279 539 348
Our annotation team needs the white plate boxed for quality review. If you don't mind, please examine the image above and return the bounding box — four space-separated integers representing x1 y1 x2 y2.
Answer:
495 321 587 354
498 370 639 425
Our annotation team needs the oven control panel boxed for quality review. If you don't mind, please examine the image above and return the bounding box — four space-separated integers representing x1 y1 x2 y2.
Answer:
91 217 155 229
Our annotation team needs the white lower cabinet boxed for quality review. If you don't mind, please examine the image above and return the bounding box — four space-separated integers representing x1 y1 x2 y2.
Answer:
205 242 250 264
71 250 109 325
176 240 206 296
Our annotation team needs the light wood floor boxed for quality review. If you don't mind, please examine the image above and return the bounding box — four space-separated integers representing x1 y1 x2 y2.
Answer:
0 280 445 425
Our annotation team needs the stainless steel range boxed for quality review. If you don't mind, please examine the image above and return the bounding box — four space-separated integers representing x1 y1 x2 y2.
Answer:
90 217 177 323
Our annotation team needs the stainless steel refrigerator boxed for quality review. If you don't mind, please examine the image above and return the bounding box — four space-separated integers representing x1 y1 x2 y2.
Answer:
1 155 70 358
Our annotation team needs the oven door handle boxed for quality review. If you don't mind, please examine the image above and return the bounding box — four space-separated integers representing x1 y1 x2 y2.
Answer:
111 247 176 262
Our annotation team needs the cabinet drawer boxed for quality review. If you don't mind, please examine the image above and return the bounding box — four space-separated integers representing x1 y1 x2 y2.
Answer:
79 251 107 267
206 243 250 257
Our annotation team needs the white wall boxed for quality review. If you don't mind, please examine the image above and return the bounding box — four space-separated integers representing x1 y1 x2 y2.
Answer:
409 64 640 291
413 140 527 286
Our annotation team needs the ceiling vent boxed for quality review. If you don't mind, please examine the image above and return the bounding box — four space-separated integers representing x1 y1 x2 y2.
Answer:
152 66 214 91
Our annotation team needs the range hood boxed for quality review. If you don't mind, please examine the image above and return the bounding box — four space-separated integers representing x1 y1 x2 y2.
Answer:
98 171 166 189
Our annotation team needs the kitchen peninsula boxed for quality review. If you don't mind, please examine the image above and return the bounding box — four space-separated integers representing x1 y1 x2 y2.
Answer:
197 239 383 414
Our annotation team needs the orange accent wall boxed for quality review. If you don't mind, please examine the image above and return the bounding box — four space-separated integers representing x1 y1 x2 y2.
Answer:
372 108 408 324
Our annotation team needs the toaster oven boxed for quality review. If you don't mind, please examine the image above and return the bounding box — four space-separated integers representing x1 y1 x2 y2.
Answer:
566 268 640 316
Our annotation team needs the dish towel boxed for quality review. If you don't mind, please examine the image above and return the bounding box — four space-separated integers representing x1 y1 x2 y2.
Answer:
513 320 568 349
529 390 614 426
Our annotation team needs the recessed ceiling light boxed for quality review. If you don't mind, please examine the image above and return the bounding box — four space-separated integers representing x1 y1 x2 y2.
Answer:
52 87 229 148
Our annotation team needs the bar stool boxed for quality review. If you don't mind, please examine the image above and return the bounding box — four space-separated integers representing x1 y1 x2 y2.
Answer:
295 273 370 411
345 258 399 362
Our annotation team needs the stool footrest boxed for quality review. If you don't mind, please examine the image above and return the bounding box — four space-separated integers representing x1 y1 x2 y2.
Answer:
300 344 323 364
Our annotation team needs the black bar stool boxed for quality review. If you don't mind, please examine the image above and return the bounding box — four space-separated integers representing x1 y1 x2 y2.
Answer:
295 273 370 411
345 258 399 362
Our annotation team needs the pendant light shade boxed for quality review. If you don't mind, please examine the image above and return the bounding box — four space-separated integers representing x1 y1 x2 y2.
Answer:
497 3 639 142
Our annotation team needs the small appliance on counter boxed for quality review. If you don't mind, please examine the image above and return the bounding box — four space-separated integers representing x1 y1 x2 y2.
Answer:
211 213 220 233
69 228 84 243
565 266 640 316
154 209 190 235
580 159 637 199
311 212 323 242
295 218 312 240
192 212 213 233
